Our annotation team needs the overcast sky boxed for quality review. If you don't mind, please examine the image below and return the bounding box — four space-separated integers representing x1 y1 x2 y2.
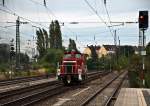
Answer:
0 0 150 53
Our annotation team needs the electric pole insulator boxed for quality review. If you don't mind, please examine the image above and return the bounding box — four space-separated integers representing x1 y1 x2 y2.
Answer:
104 0 106 5
2 0 5 6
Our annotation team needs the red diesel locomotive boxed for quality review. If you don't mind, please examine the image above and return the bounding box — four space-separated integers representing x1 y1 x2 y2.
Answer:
57 50 87 85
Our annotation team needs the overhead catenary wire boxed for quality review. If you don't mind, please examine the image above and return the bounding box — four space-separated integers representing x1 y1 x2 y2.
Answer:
101 0 113 27
0 25 33 40
84 0 114 38
29 0 86 49
0 5 49 29
29 0 56 20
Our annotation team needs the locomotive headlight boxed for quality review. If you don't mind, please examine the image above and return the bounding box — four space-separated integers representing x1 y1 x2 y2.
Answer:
57 69 60 76
78 69 82 80
56 69 61 80
78 69 82 74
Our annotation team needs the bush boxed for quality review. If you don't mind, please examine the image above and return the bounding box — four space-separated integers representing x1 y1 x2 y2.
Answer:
145 72 150 88
0 64 9 73
32 62 41 70
128 71 140 88
87 58 99 70
37 48 64 73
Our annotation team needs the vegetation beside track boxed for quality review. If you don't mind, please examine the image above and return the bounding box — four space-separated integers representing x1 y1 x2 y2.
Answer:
87 45 132 72
0 20 78 80
128 42 150 88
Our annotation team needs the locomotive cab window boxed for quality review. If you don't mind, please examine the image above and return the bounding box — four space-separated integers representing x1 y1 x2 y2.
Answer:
75 54 81 58
63 54 72 58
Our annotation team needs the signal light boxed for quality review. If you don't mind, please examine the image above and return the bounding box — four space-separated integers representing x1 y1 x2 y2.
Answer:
10 44 15 57
140 16 144 19
139 11 149 29
11 46 14 51
10 51 15 57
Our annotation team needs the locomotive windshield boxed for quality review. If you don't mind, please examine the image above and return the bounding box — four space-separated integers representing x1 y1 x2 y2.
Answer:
63 54 72 58
75 54 81 58
63 53 81 59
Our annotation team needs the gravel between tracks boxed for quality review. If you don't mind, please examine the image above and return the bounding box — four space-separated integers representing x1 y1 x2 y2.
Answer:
0 84 59 105
87 72 127 106
0 78 56 93
0 71 105 106
33 71 120 106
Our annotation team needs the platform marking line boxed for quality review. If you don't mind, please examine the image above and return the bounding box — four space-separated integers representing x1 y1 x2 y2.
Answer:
52 98 71 106
139 89 147 106
72 87 90 97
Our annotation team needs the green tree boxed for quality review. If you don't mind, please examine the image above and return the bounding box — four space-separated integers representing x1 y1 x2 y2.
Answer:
49 20 62 49
0 43 10 72
36 28 47 57
40 48 64 73
49 21 55 48
43 29 49 49
86 45 98 70
20 53 29 64
54 20 62 49
68 39 78 51
0 43 10 63
145 42 150 71
88 45 98 60
146 42 150 56
119 45 135 57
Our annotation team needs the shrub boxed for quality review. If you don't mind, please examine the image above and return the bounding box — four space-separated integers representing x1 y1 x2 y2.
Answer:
128 71 140 88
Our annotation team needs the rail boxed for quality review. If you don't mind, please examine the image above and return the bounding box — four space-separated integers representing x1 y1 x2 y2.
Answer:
0 74 55 86
104 72 127 106
81 71 127 106
0 71 110 106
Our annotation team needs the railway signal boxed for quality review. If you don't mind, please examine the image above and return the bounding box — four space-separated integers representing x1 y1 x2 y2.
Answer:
10 44 15 57
139 11 149 29
138 10 149 87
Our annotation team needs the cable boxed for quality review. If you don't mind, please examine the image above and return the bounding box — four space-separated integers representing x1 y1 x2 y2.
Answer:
29 0 107 49
0 25 16 28
101 0 113 28
0 25 33 40
29 0 112 48
84 0 114 38
0 5 49 29
29 0 56 19
29 0 86 47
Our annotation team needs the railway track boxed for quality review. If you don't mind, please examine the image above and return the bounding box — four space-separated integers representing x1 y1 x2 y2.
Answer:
0 71 102 86
0 74 55 86
81 71 127 106
0 71 108 106
103 75 127 106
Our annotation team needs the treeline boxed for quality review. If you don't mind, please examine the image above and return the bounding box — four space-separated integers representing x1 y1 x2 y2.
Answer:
87 45 134 71
0 43 29 72
34 20 78 73
36 20 62 58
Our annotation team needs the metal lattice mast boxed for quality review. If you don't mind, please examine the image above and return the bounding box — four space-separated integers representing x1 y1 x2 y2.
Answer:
114 30 117 46
16 17 20 70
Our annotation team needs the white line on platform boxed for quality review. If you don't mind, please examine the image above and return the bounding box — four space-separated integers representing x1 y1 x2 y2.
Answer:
72 87 90 97
52 98 71 106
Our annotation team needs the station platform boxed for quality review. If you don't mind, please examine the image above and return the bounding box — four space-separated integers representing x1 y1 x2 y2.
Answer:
115 88 150 106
